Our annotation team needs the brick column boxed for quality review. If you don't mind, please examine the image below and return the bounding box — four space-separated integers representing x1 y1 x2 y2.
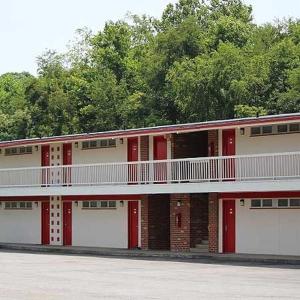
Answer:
140 136 149 161
141 195 149 250
208 130 219 156
170 194 190 252
208 193 219 253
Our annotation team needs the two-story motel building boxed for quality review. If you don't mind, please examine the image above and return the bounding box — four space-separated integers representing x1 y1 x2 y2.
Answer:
0 113 299 255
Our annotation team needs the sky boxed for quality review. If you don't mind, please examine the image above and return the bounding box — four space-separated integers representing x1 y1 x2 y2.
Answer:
0 0 299 75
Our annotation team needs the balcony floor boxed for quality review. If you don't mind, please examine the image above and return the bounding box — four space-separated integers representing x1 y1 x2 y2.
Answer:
1 179 300 196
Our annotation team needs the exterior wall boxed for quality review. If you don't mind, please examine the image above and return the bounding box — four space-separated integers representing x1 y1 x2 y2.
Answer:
170 194 190 251
0 147 41 168
208 130 219 156
141 195 149 250
149 135 171 161
172 132 208 159
190 194 208 247
208 193 219 253
72 139 127 164
72 200 131 248
0 203 41 244
148 194 170 250
236 128 300 155
235 199 300 255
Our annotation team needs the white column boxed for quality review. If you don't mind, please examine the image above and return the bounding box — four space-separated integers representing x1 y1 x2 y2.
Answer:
49 143 63 245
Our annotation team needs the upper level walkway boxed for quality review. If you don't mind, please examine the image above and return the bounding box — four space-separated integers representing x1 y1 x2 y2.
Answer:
0 151 299 196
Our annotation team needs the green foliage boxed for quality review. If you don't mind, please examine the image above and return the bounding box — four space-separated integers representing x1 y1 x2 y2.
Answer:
0 0 299 140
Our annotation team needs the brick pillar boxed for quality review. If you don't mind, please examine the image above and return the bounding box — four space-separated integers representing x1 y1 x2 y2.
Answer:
170 194 190 252
140 136 149 160
208 193 219 253
141 195 149 250
208 130 219 156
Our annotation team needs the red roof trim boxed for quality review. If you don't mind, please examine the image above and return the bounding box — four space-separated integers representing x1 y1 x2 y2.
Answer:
0 114 299 148
219 191 300 199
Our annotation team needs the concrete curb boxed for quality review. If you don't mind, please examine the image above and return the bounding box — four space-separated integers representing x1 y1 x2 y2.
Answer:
0 244 299 265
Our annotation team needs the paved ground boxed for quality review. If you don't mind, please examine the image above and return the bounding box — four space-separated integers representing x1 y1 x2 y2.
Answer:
0 251 300 300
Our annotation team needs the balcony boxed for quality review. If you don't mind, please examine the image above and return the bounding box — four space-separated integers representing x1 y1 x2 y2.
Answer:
0 152 299 196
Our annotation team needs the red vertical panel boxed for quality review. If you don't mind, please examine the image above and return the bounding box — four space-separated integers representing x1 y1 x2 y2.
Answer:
128 138 138 183
223 200 236 253
41 145 50 185
128 201 139 249
222 129 236 179
222 129 235 156
127 138 138 162
41 202 50 245
63 143 72 165
63 202 72 246
63 143 72 185
41 145 50 166
153 136 167 182
153 136 167 160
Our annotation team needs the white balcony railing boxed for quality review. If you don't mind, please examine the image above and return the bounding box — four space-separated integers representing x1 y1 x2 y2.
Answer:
0 152 299 188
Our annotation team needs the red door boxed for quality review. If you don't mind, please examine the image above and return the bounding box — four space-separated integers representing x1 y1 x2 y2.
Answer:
128 201 139 249
63 202 72 246
41 202 50 245
127 138 138 183
63 143 72 185
222 129 235 179
41 145 50 185
223 200 235 253
153 136 167 182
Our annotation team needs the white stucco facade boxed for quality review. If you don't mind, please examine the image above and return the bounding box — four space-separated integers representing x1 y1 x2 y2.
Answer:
0 148 41 168
236 128 300 155
219 198 300 255
0 203 41 244
72 139 127 165
72 200 141 248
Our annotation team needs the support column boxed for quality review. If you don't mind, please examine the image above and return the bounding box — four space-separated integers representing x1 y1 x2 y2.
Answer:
140 136 149 161
208 130 219 156
141 195 149 250
49 143 63 245
208 193 219 253
170 194 190 252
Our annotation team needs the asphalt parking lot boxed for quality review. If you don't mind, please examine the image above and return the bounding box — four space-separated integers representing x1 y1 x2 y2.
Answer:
0 250 299 300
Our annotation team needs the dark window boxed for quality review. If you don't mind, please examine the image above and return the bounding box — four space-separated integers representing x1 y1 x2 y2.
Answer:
90 141 97 148
290 199 300 207
101 201 108 208
109 201 116 208
277 124 288 133
251 199 261 208
26 202 32 209
262 199 273 207
82 201 89 208
5 202 11 209
11 202 17 208
108 139 116 147
262 126 272 134
90 201 97 208
289 123 300 132
100 140 108 147
251 127 261 135
278 199 288 207
82 141 89 149
19 202 26 208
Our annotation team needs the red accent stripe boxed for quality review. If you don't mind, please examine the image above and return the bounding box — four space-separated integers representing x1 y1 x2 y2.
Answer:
62 195 141 201
220 191 300 199
0 115 299 148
